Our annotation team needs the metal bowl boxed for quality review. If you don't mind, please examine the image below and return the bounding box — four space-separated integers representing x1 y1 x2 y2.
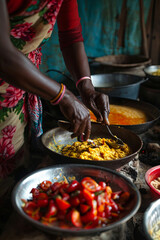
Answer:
144 65 160 84
41 123 142 169
143 199 160 240
91 73 147 100
12 164 141 237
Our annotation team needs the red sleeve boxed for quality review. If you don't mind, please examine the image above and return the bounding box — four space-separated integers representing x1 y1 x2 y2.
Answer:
57 0 84 49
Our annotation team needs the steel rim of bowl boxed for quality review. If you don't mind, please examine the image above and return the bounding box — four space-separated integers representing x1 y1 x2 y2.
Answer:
12 164 141 236
91 73 147 89
143 199 160 240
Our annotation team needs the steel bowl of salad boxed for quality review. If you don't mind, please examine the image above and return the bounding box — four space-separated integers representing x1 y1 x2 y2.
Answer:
12 164 141 236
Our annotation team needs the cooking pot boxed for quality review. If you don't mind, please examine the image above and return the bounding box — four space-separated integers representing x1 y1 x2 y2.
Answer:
91 73 148 100
41 123 142 170
139 84 160 108
108 97 160 134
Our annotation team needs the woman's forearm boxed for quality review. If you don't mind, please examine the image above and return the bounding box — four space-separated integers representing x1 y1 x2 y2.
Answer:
61 42 91 81
0 45 61 101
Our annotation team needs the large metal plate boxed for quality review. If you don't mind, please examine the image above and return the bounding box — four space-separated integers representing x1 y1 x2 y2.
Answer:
41 123 142 169
12 164 141 236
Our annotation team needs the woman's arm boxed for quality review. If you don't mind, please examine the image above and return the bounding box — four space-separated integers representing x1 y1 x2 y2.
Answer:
61 42 110 124
57 0 110 124
0 0 91 140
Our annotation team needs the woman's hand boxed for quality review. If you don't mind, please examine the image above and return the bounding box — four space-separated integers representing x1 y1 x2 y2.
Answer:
59 89 91 141
77 79 110 125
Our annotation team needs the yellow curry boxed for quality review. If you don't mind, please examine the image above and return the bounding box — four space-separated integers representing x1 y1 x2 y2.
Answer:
61 138 130 161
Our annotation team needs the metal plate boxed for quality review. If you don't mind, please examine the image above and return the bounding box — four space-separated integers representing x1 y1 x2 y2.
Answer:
12 164 141 236
41 123 142 169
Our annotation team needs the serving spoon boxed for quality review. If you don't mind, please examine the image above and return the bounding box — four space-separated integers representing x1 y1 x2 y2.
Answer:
58 120 125 149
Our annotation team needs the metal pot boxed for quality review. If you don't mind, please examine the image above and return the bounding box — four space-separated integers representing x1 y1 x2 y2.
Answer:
109 97 160 134
91 73 148 100
41 123 142 170
139 84 160 108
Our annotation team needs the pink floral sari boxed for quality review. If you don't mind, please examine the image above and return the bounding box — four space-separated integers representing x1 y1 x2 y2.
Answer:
0 0 63 178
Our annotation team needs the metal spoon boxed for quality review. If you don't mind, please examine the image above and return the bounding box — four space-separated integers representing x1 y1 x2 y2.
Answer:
104 124 125 148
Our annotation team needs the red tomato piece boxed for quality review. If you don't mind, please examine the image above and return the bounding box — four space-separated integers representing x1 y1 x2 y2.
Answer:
40 180 52 191
67 180 80 193
81 177 101 192
67 209 82 228
55 198 71 210
69 196 80 207
81 208 97 224
105 205 112 218
84 218 99 229
50 182 61 192
98 181 106 190
45 200 58 218
80 204 91 214
82 188 94 202
23 201 37 215
109 199 119 212
36 193 48 207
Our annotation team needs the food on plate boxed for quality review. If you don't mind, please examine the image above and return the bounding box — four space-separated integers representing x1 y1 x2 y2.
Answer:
90 105 147 125
152 69 160 76
149 221 160 240
61 138 130 161
22 177 130 229
151 177 160 192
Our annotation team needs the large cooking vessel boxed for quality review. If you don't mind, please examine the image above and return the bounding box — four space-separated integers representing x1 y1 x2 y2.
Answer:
89 55 151 68
108 97 160 134
41 123 142 170
91 73 148 99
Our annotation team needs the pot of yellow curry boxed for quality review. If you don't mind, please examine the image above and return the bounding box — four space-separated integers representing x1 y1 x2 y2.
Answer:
41 123 142 169
95 97 160 134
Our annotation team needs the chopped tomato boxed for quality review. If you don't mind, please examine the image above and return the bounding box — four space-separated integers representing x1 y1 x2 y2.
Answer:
55 198 71 210
84 218 99 229
40 180 52 191
36 193 48 207
22 177 130 229
69 196 80 207
23 201 38 215
67 180 80 193
109 199 119 212
81 208 97 224
99 181 107 190
82 188 94 201
67 209 82 228
81 177 101 192
23 201 40 220
80 204 91 214
45 200 58 218
50 182 61 192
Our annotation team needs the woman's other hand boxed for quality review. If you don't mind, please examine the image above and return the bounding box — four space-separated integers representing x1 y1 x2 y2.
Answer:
77 79 110 125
